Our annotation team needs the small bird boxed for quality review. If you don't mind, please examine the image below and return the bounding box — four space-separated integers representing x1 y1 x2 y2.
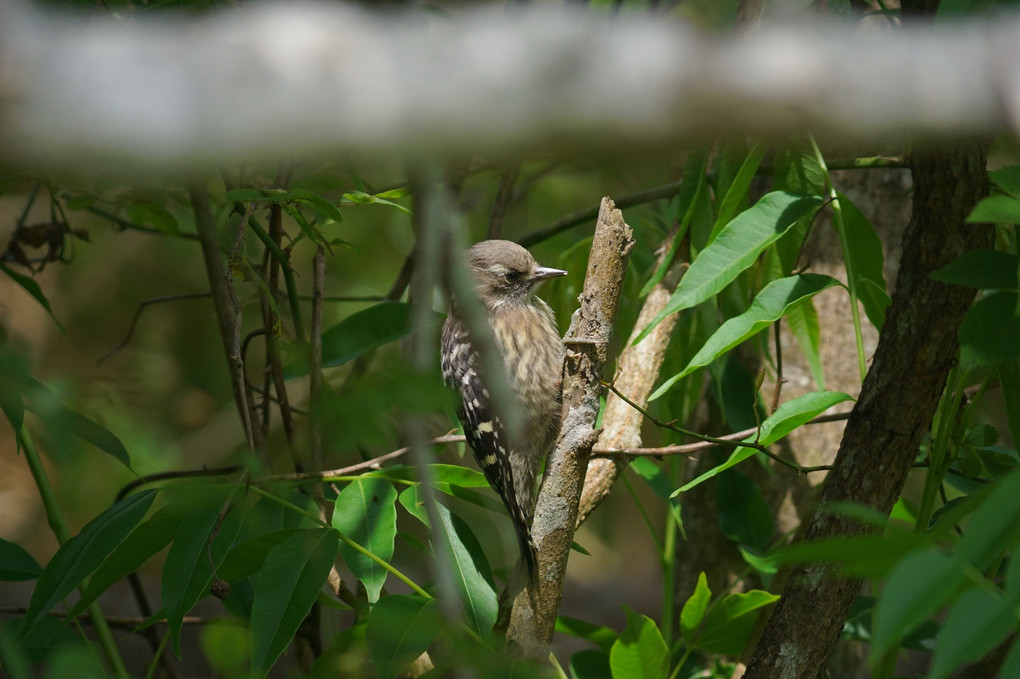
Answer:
441 240 566 579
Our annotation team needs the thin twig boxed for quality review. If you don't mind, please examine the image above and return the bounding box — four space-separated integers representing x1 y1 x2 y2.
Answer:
771 321 784 414
85 206 201 241
487 163 519 239
187 179 264 456
0 608 213 630
97 292 211 366
602 381 829 476
269 434 464 482
116 465 242 502
516 156 905 247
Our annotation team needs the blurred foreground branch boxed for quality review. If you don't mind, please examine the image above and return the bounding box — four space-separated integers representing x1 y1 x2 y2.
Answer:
1 2 1019 169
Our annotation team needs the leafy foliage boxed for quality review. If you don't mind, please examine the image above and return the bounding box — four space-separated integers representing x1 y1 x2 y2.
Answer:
3 3 1020 677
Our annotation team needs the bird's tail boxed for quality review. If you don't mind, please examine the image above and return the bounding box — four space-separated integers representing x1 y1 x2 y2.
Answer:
513 507 539 584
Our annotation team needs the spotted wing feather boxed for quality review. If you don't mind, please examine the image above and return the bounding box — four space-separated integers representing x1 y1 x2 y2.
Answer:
441 319 538 577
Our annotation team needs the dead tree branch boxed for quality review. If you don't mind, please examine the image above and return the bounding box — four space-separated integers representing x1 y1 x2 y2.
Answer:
505 197 634 656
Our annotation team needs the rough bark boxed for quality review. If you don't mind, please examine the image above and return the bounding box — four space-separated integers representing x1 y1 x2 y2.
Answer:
506 198 634 656
575 228 687 527
743 141 991 679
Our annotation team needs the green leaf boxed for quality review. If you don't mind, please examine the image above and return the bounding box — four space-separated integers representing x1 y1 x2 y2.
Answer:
0 538 42 581
838 192 889 330
0 263 64 333
22 380 131 468
287 302 417 378
692 590 779 655
639 152 708 297
755 390 853 446
218 529 305 584
365 594 440 679
571 649 613 679
1000 640 1020 679
649 274 840 400
709 141 770 242
967 194 1020 224
66 503 184 621
22 489 157 633
61 409 131 469
361 464 489 490
929 586 1017 679
679 572 711 642
716 471 774 551
997 359 1020 449
609 607 669 679
0 346 31 433
786 298 825 389
556 616 619 654
932 250 1019 290
870 549 967 659
333 477 397 603
629 458 683 532
432 501 498 637
342 190 412 216
127 203 179 234
674 391 853 494
250 529 339 677
990 165 1020 199
960 292 1020 368
635 192 824 343
776 531 931 579
162 495 244 656
955 468 1020 570
288 188 344 224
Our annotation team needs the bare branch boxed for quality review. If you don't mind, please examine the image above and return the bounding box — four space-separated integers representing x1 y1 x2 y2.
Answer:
506 197 634 656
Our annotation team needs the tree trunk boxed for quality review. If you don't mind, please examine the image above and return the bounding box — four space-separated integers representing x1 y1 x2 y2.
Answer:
743 140 991 679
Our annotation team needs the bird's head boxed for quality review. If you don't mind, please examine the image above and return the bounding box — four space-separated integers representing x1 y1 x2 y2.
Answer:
464 240 567 310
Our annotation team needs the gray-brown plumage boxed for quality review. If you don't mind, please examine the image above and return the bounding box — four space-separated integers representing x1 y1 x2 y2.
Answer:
440 240 566 577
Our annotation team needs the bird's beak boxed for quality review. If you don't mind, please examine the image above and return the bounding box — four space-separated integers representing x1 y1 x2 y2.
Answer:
532 266 568 281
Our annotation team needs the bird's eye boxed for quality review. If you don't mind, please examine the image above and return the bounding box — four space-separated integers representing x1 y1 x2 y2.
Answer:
504 271 522 284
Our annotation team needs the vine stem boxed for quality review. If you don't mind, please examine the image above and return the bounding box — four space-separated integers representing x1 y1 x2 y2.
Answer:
601 381 832 475
810 135 868 382
19 427 129 678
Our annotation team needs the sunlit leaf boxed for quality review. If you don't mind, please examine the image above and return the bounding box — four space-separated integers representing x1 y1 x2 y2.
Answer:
649 274 840 400
691 590 779 655
966 194 1020 224
786 298 825 388
609 607 669 679
674 391 853 494
679 572 711 642
635 192 823 343
838 192 889 330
